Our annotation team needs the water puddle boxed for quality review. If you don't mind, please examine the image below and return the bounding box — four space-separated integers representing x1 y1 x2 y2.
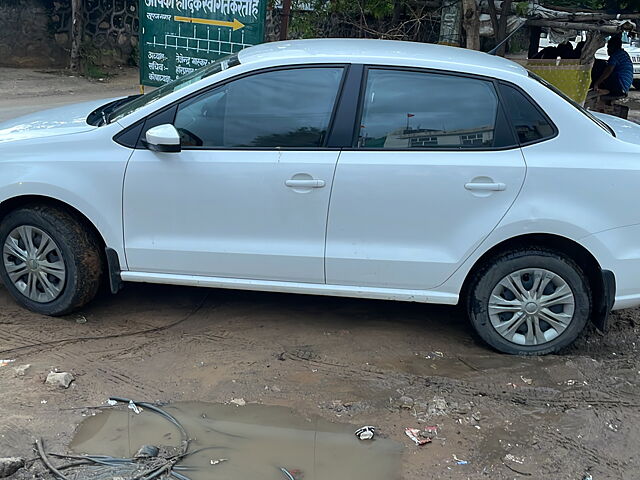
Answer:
70 401 402 480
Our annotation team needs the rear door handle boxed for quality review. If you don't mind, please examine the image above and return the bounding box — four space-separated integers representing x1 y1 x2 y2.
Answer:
285 179 326 188
464 182 506 192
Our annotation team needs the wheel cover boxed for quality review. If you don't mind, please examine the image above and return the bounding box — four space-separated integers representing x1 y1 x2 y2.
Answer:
488 268 575 346
3 225 66 303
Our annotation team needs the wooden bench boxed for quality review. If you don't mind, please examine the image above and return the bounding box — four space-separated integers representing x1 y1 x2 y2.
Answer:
585 90 629 119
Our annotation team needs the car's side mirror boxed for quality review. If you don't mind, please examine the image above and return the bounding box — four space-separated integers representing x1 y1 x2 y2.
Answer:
144 124 181 153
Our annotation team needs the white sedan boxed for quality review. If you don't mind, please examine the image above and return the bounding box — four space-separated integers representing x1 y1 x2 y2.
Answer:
1 39 639 355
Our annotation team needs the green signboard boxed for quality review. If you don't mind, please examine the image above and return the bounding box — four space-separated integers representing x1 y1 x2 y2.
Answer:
140 0 267 87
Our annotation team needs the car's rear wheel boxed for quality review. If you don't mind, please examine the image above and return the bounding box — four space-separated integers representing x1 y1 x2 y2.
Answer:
633 79 640 90
0 205 102 316
467 248 591 355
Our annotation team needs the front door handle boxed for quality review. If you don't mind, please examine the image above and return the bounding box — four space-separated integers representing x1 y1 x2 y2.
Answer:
464 182 506 192
285 179 326 188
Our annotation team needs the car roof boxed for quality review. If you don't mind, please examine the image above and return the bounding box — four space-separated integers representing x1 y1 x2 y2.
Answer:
238 38 528 78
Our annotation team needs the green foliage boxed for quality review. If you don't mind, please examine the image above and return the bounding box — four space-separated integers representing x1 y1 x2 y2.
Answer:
289 0 432 41
514 2 531 16
85 63 109 79
79 41 112 78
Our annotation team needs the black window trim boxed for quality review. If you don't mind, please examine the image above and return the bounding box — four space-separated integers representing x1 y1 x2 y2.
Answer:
115 63 352 151
345 64 519 152
496 80 559 148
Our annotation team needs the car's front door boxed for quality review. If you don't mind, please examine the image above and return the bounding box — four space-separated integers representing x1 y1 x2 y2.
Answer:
123 66 345 283
325 67 527 290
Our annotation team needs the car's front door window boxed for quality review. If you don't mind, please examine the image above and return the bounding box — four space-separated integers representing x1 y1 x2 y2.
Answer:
174 67 344 148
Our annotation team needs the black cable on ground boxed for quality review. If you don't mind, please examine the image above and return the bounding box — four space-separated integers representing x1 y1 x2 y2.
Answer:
107 397 190 455
35 439 70 480
170 471 192 480
0 293 210 356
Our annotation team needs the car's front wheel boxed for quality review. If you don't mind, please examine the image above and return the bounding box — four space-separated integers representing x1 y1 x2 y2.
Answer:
0 205 102 316
467 248 591 355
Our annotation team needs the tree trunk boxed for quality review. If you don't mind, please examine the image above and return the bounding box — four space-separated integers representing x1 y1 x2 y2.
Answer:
69 0 83 72
279 0 292 41
462 0 480 50
495 0 512 56
579 30 606 67
486 0 499 44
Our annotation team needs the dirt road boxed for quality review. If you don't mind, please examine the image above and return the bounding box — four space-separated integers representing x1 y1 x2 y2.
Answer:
0 68 639 480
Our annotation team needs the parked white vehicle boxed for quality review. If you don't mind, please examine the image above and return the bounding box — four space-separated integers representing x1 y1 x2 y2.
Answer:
1 39 640 355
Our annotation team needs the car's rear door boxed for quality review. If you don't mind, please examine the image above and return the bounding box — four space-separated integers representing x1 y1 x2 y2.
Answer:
123 65 345 283
325 67 527 290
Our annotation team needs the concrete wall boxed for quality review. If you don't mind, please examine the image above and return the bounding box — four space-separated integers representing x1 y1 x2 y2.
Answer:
0 0 68 68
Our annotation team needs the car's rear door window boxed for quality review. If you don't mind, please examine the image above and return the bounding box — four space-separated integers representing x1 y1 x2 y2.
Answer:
498 83 556 145
357 69 512 149
174 67 344 148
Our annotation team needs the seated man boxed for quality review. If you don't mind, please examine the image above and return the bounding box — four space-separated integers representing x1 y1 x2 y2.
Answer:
592 35 634 96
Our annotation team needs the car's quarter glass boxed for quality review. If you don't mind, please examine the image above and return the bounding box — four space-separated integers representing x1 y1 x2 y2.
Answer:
498 84 555 145
123 66 345 283
325 67 527 289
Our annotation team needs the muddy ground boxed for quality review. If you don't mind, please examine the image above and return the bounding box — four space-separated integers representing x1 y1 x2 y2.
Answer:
0 68 640 480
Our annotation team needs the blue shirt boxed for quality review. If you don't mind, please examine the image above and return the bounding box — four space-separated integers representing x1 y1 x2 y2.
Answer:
608 49 634 93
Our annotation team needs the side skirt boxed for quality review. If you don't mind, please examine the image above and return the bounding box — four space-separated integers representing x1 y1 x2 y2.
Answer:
119 271 459 305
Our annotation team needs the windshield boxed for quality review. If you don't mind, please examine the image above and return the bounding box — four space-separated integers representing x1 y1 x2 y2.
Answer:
528 71 615 137
108 54 241 123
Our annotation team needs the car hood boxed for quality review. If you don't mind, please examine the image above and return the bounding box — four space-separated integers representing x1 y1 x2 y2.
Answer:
591 112 640 145
0 98 118 144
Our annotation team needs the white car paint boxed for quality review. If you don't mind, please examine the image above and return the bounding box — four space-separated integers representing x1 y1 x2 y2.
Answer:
0 98 112 143
1 39 639 312
124 149 340 283
325 149 526 289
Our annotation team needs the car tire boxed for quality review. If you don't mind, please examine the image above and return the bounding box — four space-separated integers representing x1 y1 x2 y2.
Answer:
466 248 591 355
0 205 102 316
634 79 640 90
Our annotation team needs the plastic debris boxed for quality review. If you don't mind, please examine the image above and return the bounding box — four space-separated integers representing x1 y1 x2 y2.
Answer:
355 426 376 440
0 359 15 367
210 458 228 465
106 399 118 406
453 454 468 465
279 467 303 480
230 398 246 407
583 475 593 480
135 445 159 458
405 428 431 446
128 400 142 414
504 453 525 464
520 376 533 385
13 364 31 377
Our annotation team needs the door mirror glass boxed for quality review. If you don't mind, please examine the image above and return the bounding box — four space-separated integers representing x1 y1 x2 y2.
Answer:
144 124 181 153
